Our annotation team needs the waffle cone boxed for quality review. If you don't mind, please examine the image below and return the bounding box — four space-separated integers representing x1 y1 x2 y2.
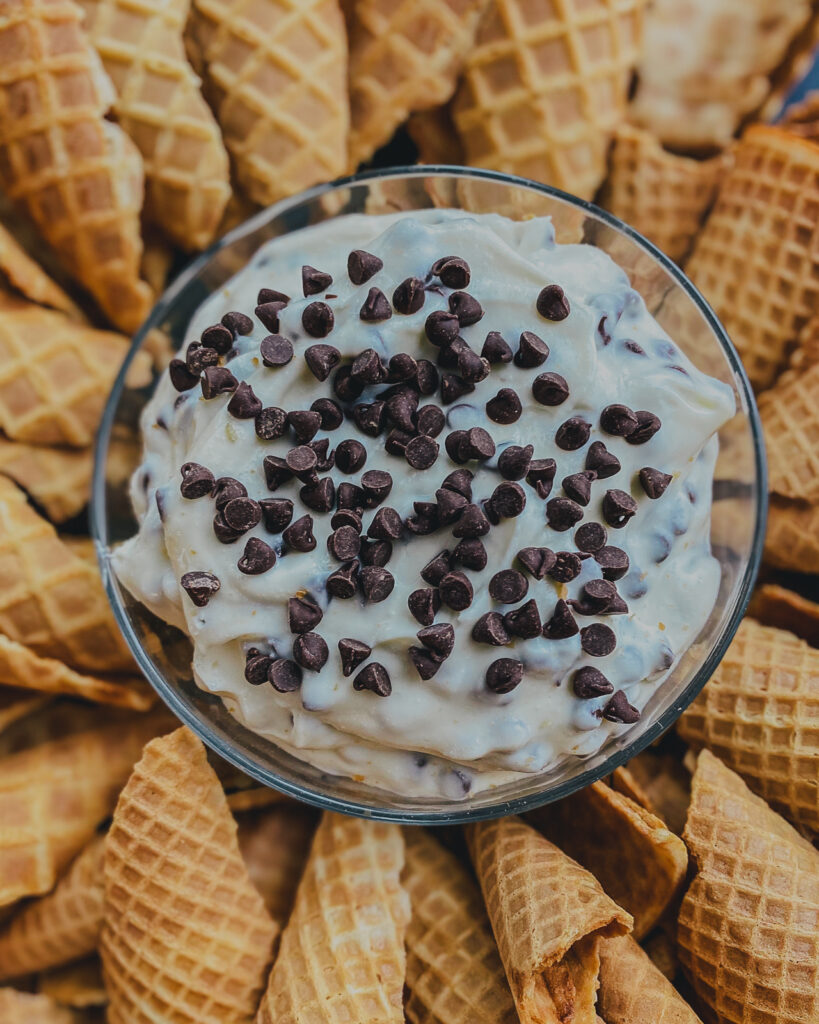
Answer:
748 583 819 646
0 988 76 1023
189 0 349 207
598 934 702 1024
0 833 104 979
347 0 486 166
764 497 819 574
783 91 819 144
0 0 152 333
101 727 277 1024
256 810 410 1024
0 477 134 674
600 124 726 263
678 749 819 1024
38 955 106 1008
0 686 48 736
466 816 632 1024
452 0 646 200
407 104 464 165
403 827 517 1024
611 752 691 836
0 222 80 318
0 439 92 524
687 125 819 392
226 786 288 813
678 617 819 835
529 782 687 941
78 0 231 251
760 360 819 501
0 712 166 907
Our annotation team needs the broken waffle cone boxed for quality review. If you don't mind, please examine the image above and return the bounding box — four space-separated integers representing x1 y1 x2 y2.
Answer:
611 752 692 836
748 583 819 646
764 496 819 575
598 934 702 1024
0 988 76 1024
529 781 687 940
600 123 726 264
0 833 104 979
403 827 518 1024
0 438 92 524
679 749 819 1024
0 685 48 736
188 0 349 208
101 727 278 1023
0 222 81 318
452 0 647 200
466 816 632 1024
38 955 106 1009
0 0 152 333
687 125 819 392
760 360 819 501
678 617 819 835
257 810 410 1024
346 0 486 166
78 0 231 251
407 103 465 165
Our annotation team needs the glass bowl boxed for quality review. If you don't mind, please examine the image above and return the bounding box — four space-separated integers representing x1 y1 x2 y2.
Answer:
92 167 766 824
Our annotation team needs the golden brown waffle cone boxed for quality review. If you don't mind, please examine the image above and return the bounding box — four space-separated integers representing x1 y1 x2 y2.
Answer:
256 810 410 1024
188 0 349 208
759 360 819 501
452 0 646 200
236 804 315 926
764 497 819 575
0 438 92 524
407 104 464 165
78 0 231 251
0 711 167 907
611 751 692 836
0 477 134 674
0 833 104 979
678 617 819 836
38 956 107 1008
598 934 702 1024
687 125 819 392
0 685 48 736
783 91 819 144
466 816 632 1024
0 988 77 1023
529 782 687 941
678 749 819 1024
346 0 486 166
101 727 277 1023
0 222 81 318
748 583 819 646
600 124 726 264
402 827 517 1024
0 0 152 333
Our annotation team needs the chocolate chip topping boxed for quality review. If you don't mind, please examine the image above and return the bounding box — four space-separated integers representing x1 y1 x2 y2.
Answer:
293 631 329 671
186 344 219 374
368 507 403 541
603 489 638 528
517 546 556 579
548 551 582 583
353 401 386 437
302 265 332 296
339 638 371 676
214 476 247 510
244 652 272 685
408 587 441 625
603 690 640 723
581 579 618 612
452 503 490 538
353 662 391 696
432 255 471 289
223 496 262 533
222 311 254 336
288 409 322 444
626 411 662 445
472 612 510 646
302 301 335 338
237 536 276 575
413 404 444 438
260 334 293 367
283 514 316 552
586 441 621 479
441 468 473 499
420 550 451 586
362 539 393 564
491 482 526 518
284 445 317 478
486 658 524 693
180 571 220 607
425 310 460 346
417 622 455 659
480 331 513 365
639 467 672 499
300 477 335 513
227 381 262 419
573 666 614 699
360 287 392 322
439 570 473 610
486 388 522 424
360 565 395 603
180 462 214 499
453 538 487 570
405 434 439 470
503 599 542 640
514 331 550 368
600 404 638 436
263 456 291 491
348 249 383 285
408 646 443 679
169 359 200 392
260 498 293 533
257 288 290 306
324 524 359 561
201 323 234 353
436 489 466 528
575 522 607 553
546 497 584 531
288 594 323 633
269 659 302 692
532 372 569 406
361 470 393 506
448 291 483 326
326 561 359 598
255 406 287 440
393 277 426 315
555 416 591 451
310 397 343 431
201 366 238 398
594 545 630 580
580 623 616 657
489 569 528 604
304 344 340 381
493 445 530 482
255 301 287 334
335 440 366 474
337 482 365 510
537 284 570 321
542 599 578 639
351 347 387 385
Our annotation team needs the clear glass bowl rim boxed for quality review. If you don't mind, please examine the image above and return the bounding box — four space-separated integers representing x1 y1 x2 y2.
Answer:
92 164 767 824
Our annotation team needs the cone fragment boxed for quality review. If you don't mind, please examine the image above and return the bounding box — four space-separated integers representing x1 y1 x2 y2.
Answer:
403 827 517 1024
467 816 632 1024
760 360 819 501
598 934 702 1024
678 750 819 1024
0 0 152 332
748 583 819 647
189 0 349 207
256 810 409 1024
0 988 76 1024
0 833 104 979
0 221 80 317
78 0 231 251
0 438 92 524
611 752 691 836
529 782 687 941
452 0 646 200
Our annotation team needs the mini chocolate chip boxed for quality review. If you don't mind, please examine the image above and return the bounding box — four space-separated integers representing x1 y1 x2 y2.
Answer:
337 481 365 509
360 565 395 603
302 265 332 296
339 637 371 676
186 343 219 374
255 406 287 440
302 301 334 337
283 514 316 552
586 441 621 479
517 546 556 579
326 560 359 598
180 462 214 499
360 538 391 566
603 690 640 723
498 444 533 481
444 430 468 464
439 570 473 610
351 348 387 384
600 404 638 436
433 491 464 529
269 659 302 692
260 334 293 367
300 477 335 513
262 456 291 491
227 381 262 419
581 623 616 657
245 653 272 685
537 284 570 321
304 344 340 381
425 310 460 346
472 611 511 646
334 439 367 474
238 536 276 575
169 358 200 392
448 291 482 325
486 658 523 693
453 538 486 571
457 348 489 387
417 622 455 659
285 445 318 477
562 470 596 506
483 498 500 526
492 482 526 518
582 579 618 610
387 352 417 382
331 508 362 532
415 405 444 437
368 506 402 541
333 368 364 407
408 587 441 625
201 366 238 398
360 286 392 322
221 311 254 336
288 594 323 633
392 277 425 315
514 330 549 368
603 489 638 528
180 571 220 607
543 599 578 639
527 458 557 488
546 497 584 531
594 546 630 581
452 503 490 538
573 666 614 699
214 476 247 510
409 646 443 680
415 359 439 395
353 400 386 437
384 389 417 433
462 427 495 461
432 256 471 289
260 498 293 533
293 632 329 672
482 331 513 363
353 662 391 696
489 569 528 604
437 336 470 371
405 434 439 470
288 409 321 443
440 373 473 405
639 467 672 499
310 397 343 431
532 372 569 406
486 388 522 424
255 301 287 333
503 599 542 640
361 470 392 506
348 249 383 285
548 551 582 583
223 496 261 532
575 522 607 553
201 323 234 353
626 411 661 445
257 288 290 306
555 416 591 451
441 468 473 499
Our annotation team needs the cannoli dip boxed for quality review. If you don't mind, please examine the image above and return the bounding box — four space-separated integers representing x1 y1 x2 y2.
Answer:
115 210 735 799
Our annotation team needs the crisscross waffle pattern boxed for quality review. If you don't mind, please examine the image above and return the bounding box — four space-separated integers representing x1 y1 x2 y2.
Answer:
765 497 819 575
189 0 349 206
236 804 315 926
347 0 486 166
0 988 75 1023
0 437 92 523
760 361 819 501
78 0 231 251
101 727 277 1024
679 750 819 1024
598 934 702 1024
452 0 646 200
0 0 152 332
403 827 517 1024
0 834 104 979
0 477 133 674
687 126 819 392
678 618 819 835
257 811 409 1024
